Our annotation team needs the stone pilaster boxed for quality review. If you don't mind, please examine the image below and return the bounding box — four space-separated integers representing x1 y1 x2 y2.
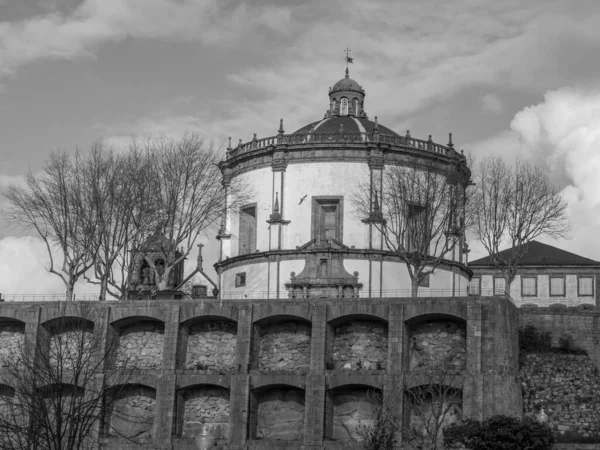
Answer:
303 375 326 446
153 374 176 442
229 374 250 445
464 299 483 420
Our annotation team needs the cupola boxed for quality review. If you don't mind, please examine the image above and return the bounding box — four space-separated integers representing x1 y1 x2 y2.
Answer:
327 68 366 118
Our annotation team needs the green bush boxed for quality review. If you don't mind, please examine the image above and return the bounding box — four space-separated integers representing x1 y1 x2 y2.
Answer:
444 415 554 450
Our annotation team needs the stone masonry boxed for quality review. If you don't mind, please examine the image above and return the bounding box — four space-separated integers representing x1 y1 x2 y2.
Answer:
0 322 24 367
521 353 600 438
116 320 164 369
185 321 237 372
332 320 387 370
257 321 311 372
0 296 522 449
408 320 466 372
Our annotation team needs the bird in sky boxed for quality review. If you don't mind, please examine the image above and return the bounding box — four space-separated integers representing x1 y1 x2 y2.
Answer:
299 195 307 205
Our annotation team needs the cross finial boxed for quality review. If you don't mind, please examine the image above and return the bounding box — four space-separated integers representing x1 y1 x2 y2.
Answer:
344 47 353 75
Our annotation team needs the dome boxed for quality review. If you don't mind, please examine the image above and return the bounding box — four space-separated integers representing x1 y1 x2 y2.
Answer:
329 68 365 95
293 116 400 137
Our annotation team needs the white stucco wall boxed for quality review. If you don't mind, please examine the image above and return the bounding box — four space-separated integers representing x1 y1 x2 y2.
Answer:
283 161 369 250
476 273 596 307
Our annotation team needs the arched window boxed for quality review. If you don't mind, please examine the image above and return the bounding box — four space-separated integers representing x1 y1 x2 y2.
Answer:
330 99 336 115
354 99 360 116
341 98 349 116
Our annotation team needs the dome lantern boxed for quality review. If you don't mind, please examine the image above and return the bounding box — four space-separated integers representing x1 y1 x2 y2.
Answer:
327 67 366 118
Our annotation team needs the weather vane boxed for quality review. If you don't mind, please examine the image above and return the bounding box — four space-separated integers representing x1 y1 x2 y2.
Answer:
345 47 353 69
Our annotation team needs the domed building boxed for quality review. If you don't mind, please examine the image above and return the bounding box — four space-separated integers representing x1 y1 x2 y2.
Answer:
215 68 471 299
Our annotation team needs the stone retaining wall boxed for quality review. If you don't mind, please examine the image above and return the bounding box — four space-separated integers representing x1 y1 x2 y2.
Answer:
330 387 378 440
181 386 230 439
185 321 237 372
332 320 387 370
0 323 24 367
256 387 305 441
116 321 164 369
521 353 600 438
107 386 156 440
258 321 311 372
408 320 466 371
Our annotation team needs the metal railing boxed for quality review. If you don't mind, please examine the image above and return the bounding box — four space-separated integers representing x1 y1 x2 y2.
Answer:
0 288 514 303
0 293 118 302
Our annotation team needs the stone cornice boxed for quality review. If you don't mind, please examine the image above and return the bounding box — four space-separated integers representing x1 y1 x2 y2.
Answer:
219 139 469 181
214 248 472 278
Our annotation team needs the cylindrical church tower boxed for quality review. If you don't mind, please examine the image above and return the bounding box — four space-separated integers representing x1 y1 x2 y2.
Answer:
215 69 471 299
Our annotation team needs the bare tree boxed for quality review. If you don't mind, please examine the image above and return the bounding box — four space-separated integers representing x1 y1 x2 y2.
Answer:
403 357 464 450
0 303 142 450
355 164 465 296
357 389 400 450
134 133 246 291
80 144 156 300
469 156 570 290
2 153 98 301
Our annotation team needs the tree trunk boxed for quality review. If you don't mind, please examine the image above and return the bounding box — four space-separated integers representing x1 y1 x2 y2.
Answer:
155 265 173 291
411 278 419 298
65 283 75 301
99 277 108 301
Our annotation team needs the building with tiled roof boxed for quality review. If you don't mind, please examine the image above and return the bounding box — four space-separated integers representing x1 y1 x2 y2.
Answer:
469 240 600 307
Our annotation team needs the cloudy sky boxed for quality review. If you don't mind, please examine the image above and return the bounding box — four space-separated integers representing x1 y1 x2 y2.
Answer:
2 0 600 297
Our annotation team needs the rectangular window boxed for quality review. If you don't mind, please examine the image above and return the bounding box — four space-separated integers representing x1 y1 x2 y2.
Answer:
494 277 506 296
578 276 594 296
191 285 207 298
469 277 481 296
521 276 537 297
549 276 565 297
406 203 428 253
239 204 257 255
235 272 246 288
312 197 343 246
418 274 430 288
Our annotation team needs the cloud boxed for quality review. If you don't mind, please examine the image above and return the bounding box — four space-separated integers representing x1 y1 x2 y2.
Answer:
482 93 504 114
0 0 293 79
468 86 600 261
0 236 78 298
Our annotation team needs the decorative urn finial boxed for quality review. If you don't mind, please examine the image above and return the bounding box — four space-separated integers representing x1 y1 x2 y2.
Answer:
278 118 284 134
227 136 232 151
448 132 454 148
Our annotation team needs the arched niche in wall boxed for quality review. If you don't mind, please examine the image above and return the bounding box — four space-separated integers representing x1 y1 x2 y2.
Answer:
326 314 388 371
175 384 231 440
249 384 305 441
178 316 238 373
325 384 380 441
251 315 312 373
103 384 156 440
110 316 165 370
40 316 95 371
0 318 25 368
404 313 467 374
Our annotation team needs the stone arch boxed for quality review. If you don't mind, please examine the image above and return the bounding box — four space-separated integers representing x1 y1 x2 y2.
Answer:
250 385 305 441
176 384 231 440
0 318 25 368
327 314 388 371
111 316 165 369
40 316 95 371
405 314 467 373
325 384 381 441
180 316 238 372
103 384 156 440
252 316 312 372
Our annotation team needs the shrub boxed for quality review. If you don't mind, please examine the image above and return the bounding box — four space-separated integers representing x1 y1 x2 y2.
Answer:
444 415 554 450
